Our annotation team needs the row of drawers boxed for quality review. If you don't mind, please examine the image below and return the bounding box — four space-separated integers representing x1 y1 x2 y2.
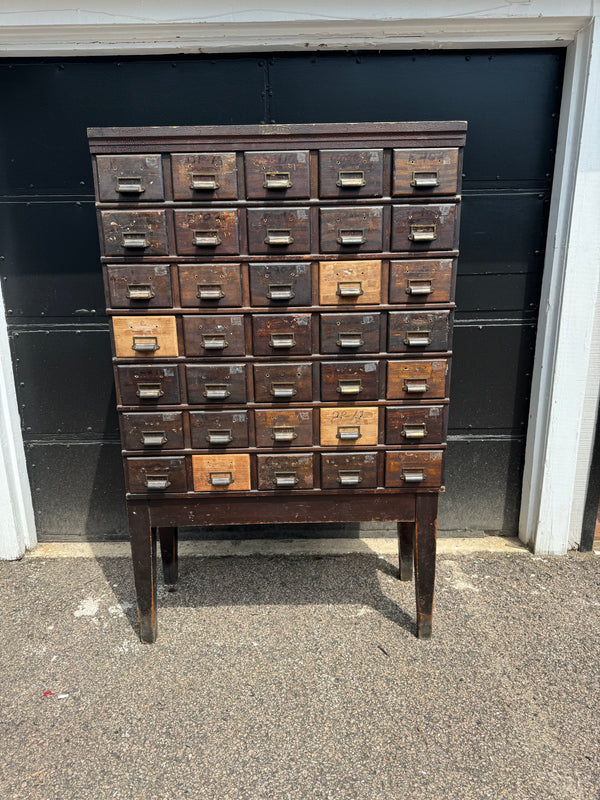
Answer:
100 204 459 257
96 148 460 202
126 450 444 494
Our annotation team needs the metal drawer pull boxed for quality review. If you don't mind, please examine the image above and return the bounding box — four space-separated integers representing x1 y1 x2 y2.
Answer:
121 231 149 249
336 281 363 298
409 224 437 242
140 431 167 447
402 469 425 483
126 283 155 300
336 332 364 349
411 170 439 188
406 279 432 296
197 283 225 300
201 334 228 350
270 383 297 399
192 230 221 247
267 284 295 301
337 229 366 246
337 170 366 188
263 172 292 189
269 333 296 349
337 426 361 441
144 474 170 490
132 336 160 352
274 472 298 487
209 471 234 487
402 423 427 439
190 173 219 191
203 384 231 400
404 331 432 347
206 429 233 445
271 426 297 442
116 177 144 194
403 379 429 394
337 470 362 486
337 379 362 395
136 382 164 400
265 229 294 246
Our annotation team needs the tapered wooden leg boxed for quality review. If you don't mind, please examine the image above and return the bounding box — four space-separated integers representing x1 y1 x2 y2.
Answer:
397 521 415 581
128 502 157 644
414 493 438 640
158 526 179 584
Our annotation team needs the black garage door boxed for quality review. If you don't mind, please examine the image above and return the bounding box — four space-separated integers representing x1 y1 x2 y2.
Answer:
0 50 564 540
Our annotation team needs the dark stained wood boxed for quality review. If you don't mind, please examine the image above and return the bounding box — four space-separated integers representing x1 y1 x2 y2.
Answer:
101 210 168 256
385 405 447 446
397 521 414 581
389 259 454 305
319 149 384 198
385 450 443 488
97 154 164 202
247 207 311 255
189 409 249 449
244 150 310 199
179 263 242 308
173 209 239 255
249 262 312 307
117 364 181 406
388 310 451 353
320 206 384 253
254 408 314 448
158 526 178 584
320 452 378 489
386 359 449 400
320 312 381 354
185 363 247 404
391 204 458 252
182 314 245 357
253 362 313 402
171 152 237 200
393 147 459 197
126 456 187 494
251 313 312 356
257 453 314 490
120 411 184 451
107 264 173 308
128 503 157 643
320 360 379 402
414 493 438 639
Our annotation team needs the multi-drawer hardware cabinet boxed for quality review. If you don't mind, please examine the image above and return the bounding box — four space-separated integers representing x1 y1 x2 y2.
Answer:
88 122 466 642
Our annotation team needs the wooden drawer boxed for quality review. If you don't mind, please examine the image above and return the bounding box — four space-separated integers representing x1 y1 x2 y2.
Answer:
106 264 173 309
393 148 459 196
171 152 237 200
385 406 447 445
252 314 312 356
174 209 239 255
190 410 249 449
387 359 449 400
249 262 312 307
112 315 178 358
192 454 251 492
101 210 168 256
257 454 313 490
126 456 187 493
186 363 247 404
321 452 378 489
244 150 310 199
319 406 379 446
120 411 184 451
255 409 313 448
320 207 384 253
391 204 458 252
247 207 310 255
96 154 164 202
389 259 454 304
117 364 180 405
385 450 443 488
253 363 312 402
319 149 383 198
320 360 379 402
179 264 242 308
388 310 451 353
319 260 381 305
183 315 245 357
320 312 380 354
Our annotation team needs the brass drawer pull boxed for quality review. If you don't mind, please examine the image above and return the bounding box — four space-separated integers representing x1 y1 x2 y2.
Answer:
337 229 366 246
406 279 432 296
411 170 439 189
209 471 234 487
269 333 296 349
140 431 167 447
121 231 149 249
337 170 366 188
409 224 437 243
270 383 297 399
271 426 297 442
144 474 170 490
203 384 231 400
337 379 362 395
336 281 363 298
197 284 225 301
265 229 294 246
201 334 228 350
192 230 221 247
135 382 164 400
116 176 144 194
267 284 295 301
190 173 219 191
336 332 364 349
126 283 155 300
263 172 292 189
337 425 361 441
206 429 233 445
337 469 362 487
274 471 298 487
403 379 429 394
404 331 432 347
402 469 425 483
402 423 427 439
132 336 160 353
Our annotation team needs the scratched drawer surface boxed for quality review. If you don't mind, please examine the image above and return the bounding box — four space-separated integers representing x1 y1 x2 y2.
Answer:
96 154 164 202
319 260 381 306
249 262 312 307
192 454 251 492
320 312 380 354
244 150 310 199
179 264 242 308
385 405 447 445
120 411 184 451
385 450 443 488
391 204 458 252
117 364 181 405
253 362 313 402
320 206 384 253
100 210 168 256
255 408 313 448
319 149 384 198
112 315 178 359
183 315 245 357
389 259 454 304
171 152 237 200
388 310 451 353
126 456 187 493
247 207 311 255
393 148 459 197
173 209 240 255
256 453 314 490
321 452 378 489
319 406 379 447
252 313 312 356
387 359 449 400
320 360 379 402
106 264 173 309
186 363 248 404
189 410 249 449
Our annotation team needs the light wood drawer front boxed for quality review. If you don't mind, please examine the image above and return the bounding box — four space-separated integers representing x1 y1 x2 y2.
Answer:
183 315 245 357
392 204 458 252
252 314 312 356
320 206 384 253
189 410 249 449
247 207 311 255
120 412 184 451
255 409 313 448
101 210 168 256
186 364 247 405
107 264 173 309
320 312 380 354
257 454 313 490
319 149 383 198
112 316 178 358
320 406 379 446
179 264 242 308
389 259 454 304
117 364 180 406
385 406 447 445
245 150 310 199
393 148 459 196
96 154 164 202
320 360 379 402
127 456 187 493
171 152 237 200
174 209 239 255
253 363 313 403
249 262 312 307
319 260 381 305
387 360 449 400
388 310 451 353
385 450 443 488
192 454 251 492
321 452 378 489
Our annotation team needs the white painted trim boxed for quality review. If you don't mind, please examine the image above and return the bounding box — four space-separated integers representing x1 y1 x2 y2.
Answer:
0 286 36 560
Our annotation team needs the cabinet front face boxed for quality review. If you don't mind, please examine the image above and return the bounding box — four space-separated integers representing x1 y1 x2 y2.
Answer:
319 407 379 447
254 409 314 448
179 264 242 308
319 260 382 306
319 149 384 198
393 148 459 197
171 152 238 201
189 410 249 449
256 454 314 490
185 364 248 405
107 264 173 309
245 151 310 199
319 207 384 253
120 411 184 451
101 210 168 256
174 209 240 255
96 154 165 202
249 263 312 307
253 363 313 403
112 316 178 359
192 454 251 492
247 207 311 254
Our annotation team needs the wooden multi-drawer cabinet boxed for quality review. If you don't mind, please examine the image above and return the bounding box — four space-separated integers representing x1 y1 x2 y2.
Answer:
88 122 466 642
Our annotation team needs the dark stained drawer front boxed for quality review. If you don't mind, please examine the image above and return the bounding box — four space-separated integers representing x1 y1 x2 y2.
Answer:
319 406 379 447
96 154 164 202
392 204 458 252
385 450 443 488
247 207 310 255
389 259 454 304
171 152 237 200
321 452 378 489
320 360 379 402
174 209 239 255
179 264 242 308
319 149 384 198
387 359 449 400
107 264 173 309
388 310 451 353
189 410 249 449
120 411 184 451
385 406 447 445
320 207 384 253
254 409 313 448
253 362 313 402
117 364 181 405
183 315 245 357
192 454 251 492
245 151 310 199
112 315 178 359
126 456 187 493
252 314 312 356
320 312 380 354
101 210 168 256
257 454 313 490
186 363 247 404
319 260 382 305
393 148 459 197
249 263 312 307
